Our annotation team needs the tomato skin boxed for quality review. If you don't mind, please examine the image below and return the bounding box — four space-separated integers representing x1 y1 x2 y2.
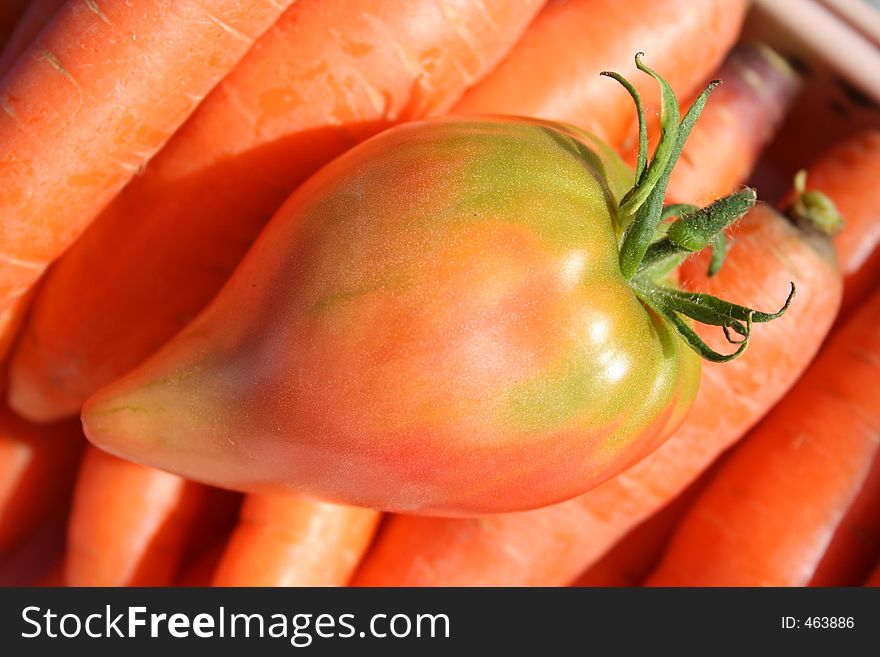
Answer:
83 117 700 515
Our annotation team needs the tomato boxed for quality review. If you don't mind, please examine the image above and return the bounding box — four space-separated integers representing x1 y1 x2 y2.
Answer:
82 60 786 514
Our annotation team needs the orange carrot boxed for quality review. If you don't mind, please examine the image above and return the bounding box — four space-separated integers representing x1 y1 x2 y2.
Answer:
0 0 295 355
571 463 718 587
64 446 238 586
353 205 841 586
8 0 545 422
809 452 880 586
0 0 65 79
213 496 380 587
0 406 83 555
453 0 748 148
177 540 228 587
661 43 800 206
647 287 880 586
571 498 688 587
787 130 880 318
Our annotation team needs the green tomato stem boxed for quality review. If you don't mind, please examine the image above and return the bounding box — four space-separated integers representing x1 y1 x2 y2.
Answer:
599 69 648 183
666 187 757 251
707 233 728 277
617 77 719 279
660 203 700 221
636 189 755 275
615 54 679 217
603 55 796 363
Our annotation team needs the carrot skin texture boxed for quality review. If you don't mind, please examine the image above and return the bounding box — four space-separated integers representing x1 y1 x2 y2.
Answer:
571 498 687 587
647 287 880 586
64 446 235 586
809 449 880 586
213 497 380 586
0 0 296 352
661 43 801 206
790 130 880 318
571 464 715 587
8 0 545 422
453 0 748 148
0 0 66 79
0 407 83 555
353 206 841 586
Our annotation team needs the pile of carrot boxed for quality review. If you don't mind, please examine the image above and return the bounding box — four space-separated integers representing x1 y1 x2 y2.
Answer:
1 0 879 588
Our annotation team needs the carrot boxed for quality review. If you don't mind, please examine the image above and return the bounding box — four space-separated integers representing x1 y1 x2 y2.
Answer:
453 0 748 148
646 286 880 586
0 0 66 79
571 497 688 587
809 452 880 586
0 0 296 356
353 205 841 586
177 540 228 587
213 496 381 587
571 462 719 587
661 43 801 206
0 406 83 555
64 446 238 586
787 130 880 318
7 0 545 422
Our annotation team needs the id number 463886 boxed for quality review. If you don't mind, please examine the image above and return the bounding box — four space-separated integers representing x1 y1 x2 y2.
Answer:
781 617 854 629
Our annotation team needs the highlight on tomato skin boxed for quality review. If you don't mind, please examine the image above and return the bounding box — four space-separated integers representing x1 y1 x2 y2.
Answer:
81 115 703 516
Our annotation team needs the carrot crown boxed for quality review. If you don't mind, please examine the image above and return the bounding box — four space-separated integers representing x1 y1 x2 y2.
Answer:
785 170 845 236
602 54 795 362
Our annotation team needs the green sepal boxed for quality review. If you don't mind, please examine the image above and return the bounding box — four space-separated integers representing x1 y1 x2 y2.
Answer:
707 233 728 277
617 79 720 279
599 69 648 183
637 188 755 276
666 188 756 251
617 54 680 217
630 281 795 362
633 287 752 363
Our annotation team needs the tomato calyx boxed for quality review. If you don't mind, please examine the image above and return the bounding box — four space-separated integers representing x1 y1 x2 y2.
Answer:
602 54 795 362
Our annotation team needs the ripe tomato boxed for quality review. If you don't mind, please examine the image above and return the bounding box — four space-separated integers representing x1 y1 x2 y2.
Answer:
82 61 787 514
